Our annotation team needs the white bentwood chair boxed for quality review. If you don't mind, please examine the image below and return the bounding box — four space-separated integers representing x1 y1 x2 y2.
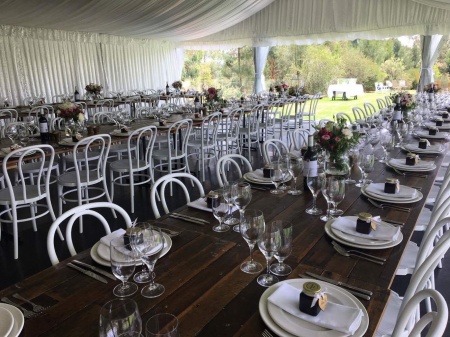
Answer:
216 154 253 187
47 202 132 265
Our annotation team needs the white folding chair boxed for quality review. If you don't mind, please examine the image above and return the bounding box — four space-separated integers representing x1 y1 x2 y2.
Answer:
150 173 205 219
46 202 132 265
216 154 253 187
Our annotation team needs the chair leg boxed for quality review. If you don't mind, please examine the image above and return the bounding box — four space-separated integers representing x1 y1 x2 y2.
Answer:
12 206 18 259
46 192 64 241
103 178 117 219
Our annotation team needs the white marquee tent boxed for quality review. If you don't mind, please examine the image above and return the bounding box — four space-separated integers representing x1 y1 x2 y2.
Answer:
1 0 450 104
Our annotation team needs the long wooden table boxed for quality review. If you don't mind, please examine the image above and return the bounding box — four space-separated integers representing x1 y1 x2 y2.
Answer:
0 142 442 336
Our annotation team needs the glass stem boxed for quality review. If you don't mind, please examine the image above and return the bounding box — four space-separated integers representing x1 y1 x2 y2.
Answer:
266 258 270 274
312 195 317 209
249 244 254 263
292 177 297 191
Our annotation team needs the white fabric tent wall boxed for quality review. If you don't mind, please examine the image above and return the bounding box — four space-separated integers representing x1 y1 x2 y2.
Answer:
253 46 270 95
0 25 183 105
418 34 446 91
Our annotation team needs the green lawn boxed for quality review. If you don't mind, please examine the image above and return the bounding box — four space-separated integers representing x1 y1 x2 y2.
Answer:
316 92 390 121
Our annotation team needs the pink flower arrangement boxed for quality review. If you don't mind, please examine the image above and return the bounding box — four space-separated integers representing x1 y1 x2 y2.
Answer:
274 82 289 93
390 91 415 110
423 83 440 93
205 87 221 102
56 102 85 122
85 83 103 95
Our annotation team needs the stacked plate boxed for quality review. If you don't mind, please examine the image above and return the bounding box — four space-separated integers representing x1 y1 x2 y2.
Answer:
0 148 36 158
0 304 24 337
110 129 133 137
325 216 403 250
387 158 436 172
259 279 369 337
243 169 291 185
413 130 449 140
401 143 445 155
424 121 450 130
361 183 423 204
90 232 172 267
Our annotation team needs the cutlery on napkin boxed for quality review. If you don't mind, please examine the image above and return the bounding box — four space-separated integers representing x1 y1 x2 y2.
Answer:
331 216 400 241
365 183 417 199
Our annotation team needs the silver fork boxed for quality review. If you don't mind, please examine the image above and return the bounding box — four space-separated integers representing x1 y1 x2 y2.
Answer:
367 198 410 212
12 293 47 313
332 241 386 262
160 228 180 237
1 296 37 318
333 245 384 265
262 329 274 337
393 168 427 178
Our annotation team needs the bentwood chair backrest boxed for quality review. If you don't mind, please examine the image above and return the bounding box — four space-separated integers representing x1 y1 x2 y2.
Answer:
263 138 289 165
352 107 367 122
385 95 392 107
150 173 205 219
376 98 387 110
289 128 310 153
47 202 132 265
335 112 353 125
216 154 253 187
363 102 377 116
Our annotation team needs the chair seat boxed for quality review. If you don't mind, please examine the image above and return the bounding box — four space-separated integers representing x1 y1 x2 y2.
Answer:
397 241 419 275
0 185 45 204
187 139 215 148
153 148 185 161
375 291 403 337
239 127 258 134
110 159 148 172
110 143 134 153
414 207 432 232
21 159 58 173
57 170 103 187
65 150 102 161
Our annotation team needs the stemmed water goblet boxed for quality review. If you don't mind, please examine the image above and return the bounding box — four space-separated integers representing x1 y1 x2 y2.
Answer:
257 220 281 287
26 120 38 141
327 176 346 217
287 155 303 195
357 154 375 187
211 192 230 232
240 209 264 274
306 168 325 215
99 298 142 337
231 182 252 232
277 156 291 191
344 148 358 184
379 132 393 163
320 176 334 222
223 183 239 227
110 237 138 297
270 161 284 195
5 125 19 144
130 224 165 298
269 220 293 276
132 222 152 284
19 128 29 147
146 313 179 337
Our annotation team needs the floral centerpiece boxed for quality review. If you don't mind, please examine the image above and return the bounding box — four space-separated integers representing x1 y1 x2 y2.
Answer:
85 83 103 96
288 85 303 97
390 91 415 111
205 87 221 102
172 81 182 90
274 82 289 93
314 117 360 171
423 83 440 93
56 102 85 122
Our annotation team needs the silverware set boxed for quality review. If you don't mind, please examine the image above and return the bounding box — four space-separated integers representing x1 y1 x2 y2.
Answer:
169 213 209 225
332 241 386 264
160 227 181 237
262 329 274 337
1 296 42 318
393 168 428 178
367 198 411 212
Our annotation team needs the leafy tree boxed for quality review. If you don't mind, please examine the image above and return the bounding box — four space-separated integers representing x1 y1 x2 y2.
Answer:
381 57 405 80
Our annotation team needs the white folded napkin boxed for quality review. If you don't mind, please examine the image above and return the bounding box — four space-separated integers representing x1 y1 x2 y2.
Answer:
246 169 271 182
389 158 435 170
331 216 400 241
187 198 237 213
100 229 126 247
404 143 443 153
268 283 363 335
365 183 417 199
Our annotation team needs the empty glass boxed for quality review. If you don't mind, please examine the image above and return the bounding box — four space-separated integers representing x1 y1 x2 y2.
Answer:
231 182 252 232
357 154 375 187
99 298 142 337
240 209 264 274
287 155 303 195
130 224 165 298
132 222 152 284
270 161 284 194
278 156 291 191
110 237 138 297
327 176 346 217
257 221 281 287
211 192 230 232
223 183 239 226
345 148 358 184
306 168 325 215
269 220 293 276
145 313 179 337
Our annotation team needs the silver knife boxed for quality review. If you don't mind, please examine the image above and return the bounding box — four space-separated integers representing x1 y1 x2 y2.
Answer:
72 260 116 280
172 213 210 224
169 214 206 225
304 272 373 297
298 273 370 301
68 263 108 284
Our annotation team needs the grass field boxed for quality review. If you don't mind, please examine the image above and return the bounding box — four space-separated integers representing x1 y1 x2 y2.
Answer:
315 91 390 121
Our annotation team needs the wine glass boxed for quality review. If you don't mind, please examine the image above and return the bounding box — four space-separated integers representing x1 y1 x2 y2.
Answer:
145 313 179 337
19 128 29 147
5 125 18 144
269 220 293 276
222 183 239 226
132 222 152 284
26 120 38 141
257 221 281 287
231 182 252 233
358 153 375 187
277 156 291 191
344 148 358 184
110 237 138 297
306 168 325 215
379 132 394 163
240 209 264 274
327 176 346 217
211 192 230 232
320 176 334 222
287 155 303 195
270 161 284 195
130 224 165 298
99 298 142 337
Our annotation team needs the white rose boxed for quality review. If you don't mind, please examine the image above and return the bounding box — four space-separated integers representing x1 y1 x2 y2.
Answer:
78 113 85 122
342 128 352 139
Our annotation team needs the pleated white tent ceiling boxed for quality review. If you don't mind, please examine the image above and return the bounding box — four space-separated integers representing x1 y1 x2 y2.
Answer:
0 0 449 103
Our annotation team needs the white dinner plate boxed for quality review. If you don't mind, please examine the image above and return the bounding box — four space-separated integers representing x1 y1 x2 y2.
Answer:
110 130 133 137
0 303 24 337
386 159 436 172
325 220 403 250
413 131 449 140
259 279 368 337
401 144 445 155
243 170 291 185
91 233 172 266
424 122 450 130
361 185 423 204
330 216 395 246
0 148 37 158
0 307 14 337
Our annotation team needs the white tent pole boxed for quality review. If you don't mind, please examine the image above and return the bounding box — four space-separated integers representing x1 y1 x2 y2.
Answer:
253 46 270 95
417 34 445 92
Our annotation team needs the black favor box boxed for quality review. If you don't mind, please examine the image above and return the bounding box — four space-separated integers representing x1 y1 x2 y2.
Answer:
418 140 428 149
429 128 437 135
356 218 372 234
